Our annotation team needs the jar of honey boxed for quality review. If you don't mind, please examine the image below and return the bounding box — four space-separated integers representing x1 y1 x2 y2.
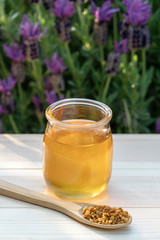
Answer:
43 98 113 199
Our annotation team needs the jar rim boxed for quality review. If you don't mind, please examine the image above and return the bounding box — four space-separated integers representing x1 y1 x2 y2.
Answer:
45 98 112 129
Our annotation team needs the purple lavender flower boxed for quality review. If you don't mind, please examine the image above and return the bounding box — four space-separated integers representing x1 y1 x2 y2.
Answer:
51 0 75 42
56 17 72 42
1 92 15 114
114 39 129 54
0 76 16 114
122 0 151 50
32 95 43 113
0 105 8 115
20 15 46 60
122 0 151 27
92 0 119 45
45 53 67 74
120 20 129 38
45 53 66 93
128 25 150 50
24 39 40 60
91 0 119 23
3 43 25 62
156 119 160 134
11 61 25 83
105 52 121 77
0 75 16 94
45 90 57 105
21 15 47 40
93 21 108 45
45 79 52 90
32 95 42 108
3 43 25 82
51 0 75 19
49 74 65 93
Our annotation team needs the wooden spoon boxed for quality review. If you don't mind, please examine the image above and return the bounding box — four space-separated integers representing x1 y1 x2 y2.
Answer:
0 179 132 229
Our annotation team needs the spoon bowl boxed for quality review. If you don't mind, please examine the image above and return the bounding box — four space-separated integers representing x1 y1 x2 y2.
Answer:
0 179 132 229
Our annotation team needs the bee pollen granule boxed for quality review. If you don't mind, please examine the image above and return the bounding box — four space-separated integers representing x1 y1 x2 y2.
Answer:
82 205 130 225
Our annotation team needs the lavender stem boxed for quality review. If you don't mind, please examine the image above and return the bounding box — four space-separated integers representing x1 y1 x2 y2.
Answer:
123 99 133 133
31 60 44 96
36 4 42 22
113 12 118 42
37 113 45 130
18 82 24 115
131 50 135 76
99 46 105 70
76 4 88 39
0 53 8 78
142 48 146 79
64 43 81 90
76 4 83 29
122 54 127 69
8 114 19 133
102 76 112 101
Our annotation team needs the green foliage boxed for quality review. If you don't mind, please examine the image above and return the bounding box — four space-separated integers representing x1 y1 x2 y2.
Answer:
0 0 160 133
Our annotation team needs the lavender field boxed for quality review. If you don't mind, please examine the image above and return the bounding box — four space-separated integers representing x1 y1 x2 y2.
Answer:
0 0 160 133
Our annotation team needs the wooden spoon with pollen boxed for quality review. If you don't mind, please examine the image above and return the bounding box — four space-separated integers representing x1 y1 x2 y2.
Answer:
0 180 132 229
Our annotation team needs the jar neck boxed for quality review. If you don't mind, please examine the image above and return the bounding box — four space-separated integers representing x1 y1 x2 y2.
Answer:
45 98 112 130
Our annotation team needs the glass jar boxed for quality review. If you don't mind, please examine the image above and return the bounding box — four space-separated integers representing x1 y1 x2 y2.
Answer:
43 98 113 199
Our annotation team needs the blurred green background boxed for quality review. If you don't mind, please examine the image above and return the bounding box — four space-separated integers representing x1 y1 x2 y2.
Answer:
0 0 160 133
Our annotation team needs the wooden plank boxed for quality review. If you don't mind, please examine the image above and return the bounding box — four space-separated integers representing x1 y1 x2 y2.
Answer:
113 135 160 164
0 134 43 168
113 161 160 169
0 134 160 169
0 208 159 240
0 169 160 208
0 134 160 239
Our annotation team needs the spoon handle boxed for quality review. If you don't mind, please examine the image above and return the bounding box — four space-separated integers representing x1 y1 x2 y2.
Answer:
0 179 132 229
0 179 80 214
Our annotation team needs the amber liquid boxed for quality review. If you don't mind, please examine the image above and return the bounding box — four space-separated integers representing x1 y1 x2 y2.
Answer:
43 120 113 199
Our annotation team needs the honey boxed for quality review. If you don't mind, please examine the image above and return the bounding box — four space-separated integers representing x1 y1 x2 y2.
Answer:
43 119 113 199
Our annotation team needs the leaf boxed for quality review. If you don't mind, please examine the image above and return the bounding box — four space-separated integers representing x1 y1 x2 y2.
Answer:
11 12 19 21
106 92 119 105
79 60 92 82
140 67 154 99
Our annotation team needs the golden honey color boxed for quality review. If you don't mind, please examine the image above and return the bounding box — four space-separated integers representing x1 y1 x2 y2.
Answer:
43 120 113 199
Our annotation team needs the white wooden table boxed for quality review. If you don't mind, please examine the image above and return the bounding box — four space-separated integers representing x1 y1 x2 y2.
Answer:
0 134 160 239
